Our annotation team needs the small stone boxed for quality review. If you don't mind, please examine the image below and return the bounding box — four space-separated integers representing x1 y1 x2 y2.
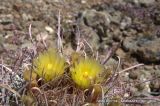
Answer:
112 29 123 41
0 14 13 24
129 71 138 80
152 11 160 25
135 83 145 91
123 35 160 63
3 43 18 51
136 38 160 63
81 0 87 4
149 79 160 96
21 40 33 49
45 26 54 34
110 11 122 25
0 25 3 31
116 48 126 58
22 13 33 21
53 0 60 2
138 0 155 6
120 16 132 30
122 36 137 52
83 9 110 28
82 9 111 37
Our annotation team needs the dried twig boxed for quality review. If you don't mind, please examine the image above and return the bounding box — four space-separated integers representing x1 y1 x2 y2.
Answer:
57 10 63 56
0 84 21 97
101 86 105 106
31 87 48 106
96 51 99 60
13 49 27 72
27 25 37 89
72 95 76 106
118 64 144 74
83 39 93 54
102 43 119 65
40 33 47 49
105 56 121 95
76 25 81 52
0 64 15 75
105 56 121 85
1 57 5 104
29 24 34 44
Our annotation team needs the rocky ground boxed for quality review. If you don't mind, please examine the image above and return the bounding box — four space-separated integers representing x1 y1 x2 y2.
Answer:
0 0 160 106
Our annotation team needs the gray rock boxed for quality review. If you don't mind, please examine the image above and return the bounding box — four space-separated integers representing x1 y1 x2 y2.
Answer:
79 24 100 52
122 36 138 52
153 11 160 25
3 43 18 51
137 0 155 5
83 10 110 27
126 0 155 6
112 29 123 41
120 16 132 30
0 14 13 24
21 40 33 49
110 11 122 25
135 38 160 63
22 13 33 21
150 79 160 96
129 71 139 80
82 9 111 37
123 35 160 63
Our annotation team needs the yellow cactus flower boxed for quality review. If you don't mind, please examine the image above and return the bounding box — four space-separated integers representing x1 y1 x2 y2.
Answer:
33 48 65 82
71 58 103 89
